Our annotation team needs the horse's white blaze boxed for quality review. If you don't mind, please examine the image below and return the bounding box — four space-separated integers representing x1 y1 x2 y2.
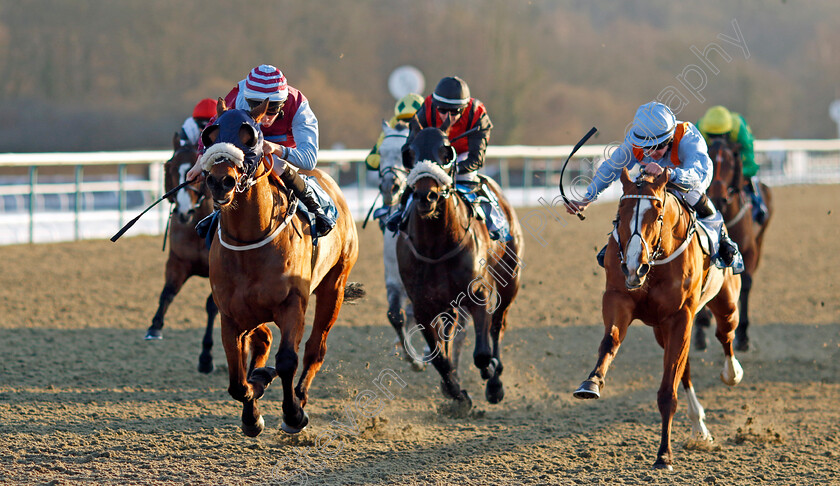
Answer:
176 164 193 216
625 199 652 272
721 355 744 386
685 385 712 441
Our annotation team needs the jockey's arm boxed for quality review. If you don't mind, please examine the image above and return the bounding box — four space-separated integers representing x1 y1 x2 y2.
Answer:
272 99 319 172
670 126 712 191
456 111 493 174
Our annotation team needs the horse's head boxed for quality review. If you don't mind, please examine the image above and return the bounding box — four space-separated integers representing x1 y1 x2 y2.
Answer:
615 167 670 290
378 120 410 207
165 138 204 223
707 138 741 210
405 126 457 218
199 98 269 208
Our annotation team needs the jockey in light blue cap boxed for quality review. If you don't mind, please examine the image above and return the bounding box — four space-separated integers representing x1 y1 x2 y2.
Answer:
565 101 744 273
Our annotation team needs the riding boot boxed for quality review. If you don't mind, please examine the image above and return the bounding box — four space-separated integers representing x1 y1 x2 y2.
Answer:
693 194 744 274
385 188 413 233
744 177 768 225
195 210 219 239
596 244 607 268
279 166 335 238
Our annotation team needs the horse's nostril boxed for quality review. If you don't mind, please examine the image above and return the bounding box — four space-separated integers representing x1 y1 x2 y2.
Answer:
427 191 439 202
638 264 650 277
222 175 236 191
620 264 630 277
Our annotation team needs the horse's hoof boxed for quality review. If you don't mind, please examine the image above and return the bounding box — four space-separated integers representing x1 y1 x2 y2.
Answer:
197 355 214 374
485 379 504 404
249 366 277 385
652 460 673 471
144 328 162 340
241 415 265 437
573 380 600 399
734 335 750 352
720 357 744 386
410 360 426 372
281 410 309 434
457 390 473 411
480 357 500 380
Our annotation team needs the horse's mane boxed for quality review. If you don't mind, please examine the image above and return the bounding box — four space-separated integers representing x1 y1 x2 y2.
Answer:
406 160 453 187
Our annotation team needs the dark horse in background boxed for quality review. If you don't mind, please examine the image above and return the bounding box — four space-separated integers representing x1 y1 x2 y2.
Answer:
145 134 218 374
202 100 360 436
694 139 773 352
397 122 523 411
573 168 743 470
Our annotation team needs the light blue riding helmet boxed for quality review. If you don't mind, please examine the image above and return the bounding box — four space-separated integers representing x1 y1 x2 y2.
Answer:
629 102 676 147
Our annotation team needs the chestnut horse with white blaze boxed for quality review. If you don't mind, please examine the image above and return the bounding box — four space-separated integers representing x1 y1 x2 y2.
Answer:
202 100 360 437
695 139 773 352
145 135 218 374
573 168 743 470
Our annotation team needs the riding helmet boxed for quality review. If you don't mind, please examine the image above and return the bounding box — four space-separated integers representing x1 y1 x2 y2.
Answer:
699 105 734 135
629 102 676 148
432 76 470 110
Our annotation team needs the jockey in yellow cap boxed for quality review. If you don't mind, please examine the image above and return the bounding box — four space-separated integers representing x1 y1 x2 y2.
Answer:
697 105 768 225
366 93 424 170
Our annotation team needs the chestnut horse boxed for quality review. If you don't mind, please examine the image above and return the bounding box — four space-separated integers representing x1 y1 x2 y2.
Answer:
376 121 424 371
573 168 744 470
145 135 218 374
695 139 773 351
202 100 360 436
397 125 523 411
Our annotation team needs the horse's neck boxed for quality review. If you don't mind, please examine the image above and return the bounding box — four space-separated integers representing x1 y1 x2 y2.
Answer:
223 175 284 241
662 194 692 254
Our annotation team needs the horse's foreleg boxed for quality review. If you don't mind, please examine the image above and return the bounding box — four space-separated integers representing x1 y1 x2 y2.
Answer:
414 307 469 407
574 291 633 399
246 324 275 400
197 293 218 373
220 317 263 437
654 311 692 470
387 282 424 371
273 291 308 434
692 307 713 351
708 273 744 386
146 261 191 339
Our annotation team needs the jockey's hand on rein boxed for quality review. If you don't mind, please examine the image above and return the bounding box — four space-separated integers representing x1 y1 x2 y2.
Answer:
642 162 663 176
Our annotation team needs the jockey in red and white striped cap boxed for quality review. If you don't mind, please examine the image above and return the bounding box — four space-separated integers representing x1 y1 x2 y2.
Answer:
187 64 335 238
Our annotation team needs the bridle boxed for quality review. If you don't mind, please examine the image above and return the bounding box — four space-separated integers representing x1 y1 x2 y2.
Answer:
207 155 299 252
612 190 697 267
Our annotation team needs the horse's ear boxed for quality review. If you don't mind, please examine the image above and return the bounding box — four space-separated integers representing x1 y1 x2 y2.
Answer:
201 125 219 148
620 167 632 190
439 115 452 132
249 98 269 123
216 97 227 117
654 168 670 190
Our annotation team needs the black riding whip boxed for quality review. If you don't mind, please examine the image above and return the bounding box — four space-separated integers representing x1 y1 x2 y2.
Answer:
111 178 197 242
559 127 598 221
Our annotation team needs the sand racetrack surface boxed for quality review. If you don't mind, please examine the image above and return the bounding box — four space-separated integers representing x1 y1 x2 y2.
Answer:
0 184 838 485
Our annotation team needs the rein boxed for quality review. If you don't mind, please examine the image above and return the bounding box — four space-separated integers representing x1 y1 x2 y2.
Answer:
399 215 473 264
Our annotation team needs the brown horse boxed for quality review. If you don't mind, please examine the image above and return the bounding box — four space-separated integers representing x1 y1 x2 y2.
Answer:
397 126 523 411
573 168 743 470
695 139 773 351
202 100 360 436
145 135 218 374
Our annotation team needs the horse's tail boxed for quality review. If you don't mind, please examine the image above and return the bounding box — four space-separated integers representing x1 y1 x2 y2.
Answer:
343 282 366 303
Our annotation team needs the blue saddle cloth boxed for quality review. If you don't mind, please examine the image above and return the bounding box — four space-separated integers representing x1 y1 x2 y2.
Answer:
296 175 339 245
456 182 511 242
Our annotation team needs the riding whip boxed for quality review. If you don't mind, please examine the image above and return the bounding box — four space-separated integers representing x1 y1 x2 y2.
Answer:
361 192 381 229
559 126 598 221
111 178 197 242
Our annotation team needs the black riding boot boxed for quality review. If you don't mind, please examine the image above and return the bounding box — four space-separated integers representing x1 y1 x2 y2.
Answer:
693 194 744 273
744 177 768 225
279 166 335 238
385 187 413 233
